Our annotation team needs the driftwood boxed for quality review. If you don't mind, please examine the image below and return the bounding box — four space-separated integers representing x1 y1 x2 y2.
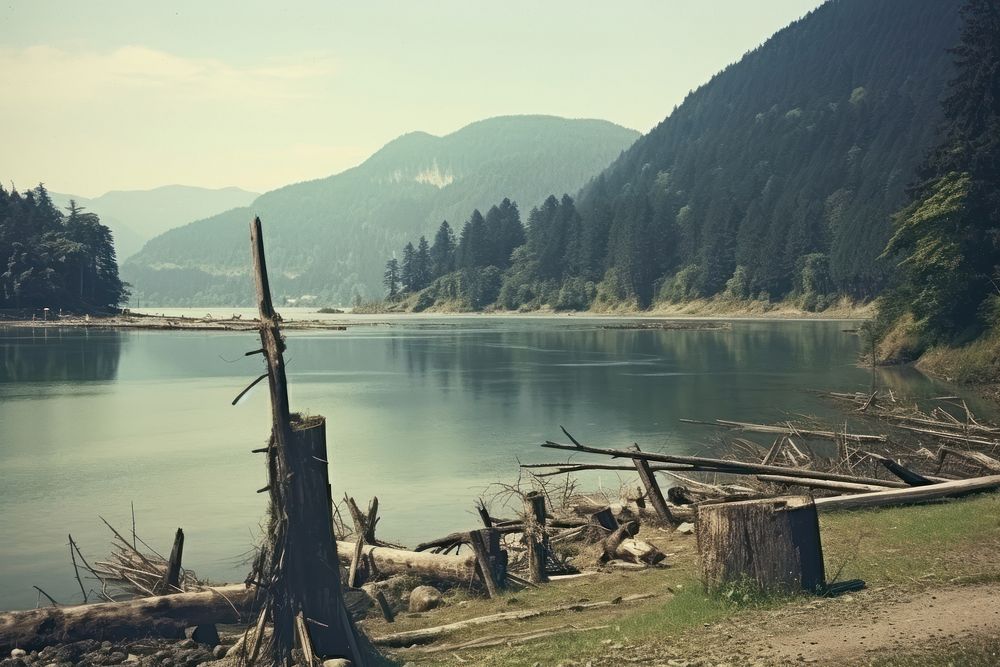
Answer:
681 418 887 443
698 496 825 594
755 475 894 494
372 593 656 647
935 447 1000 473
541 430 907 488
599 521 639 564
404 623 610 654
0 584 253 653
335 541 476 580
629 444 676 524
615 539 666 565
468 528 506 597
813 474 1000 511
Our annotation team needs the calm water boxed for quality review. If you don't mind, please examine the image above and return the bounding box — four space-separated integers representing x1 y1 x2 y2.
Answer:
0 315 968 610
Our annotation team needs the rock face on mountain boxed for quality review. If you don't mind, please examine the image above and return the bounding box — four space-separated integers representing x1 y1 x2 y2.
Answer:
123 115 639 306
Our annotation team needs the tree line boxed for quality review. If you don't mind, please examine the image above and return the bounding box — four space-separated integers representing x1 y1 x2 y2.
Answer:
871 0 999 354
0 184 128 311
382 0 966 314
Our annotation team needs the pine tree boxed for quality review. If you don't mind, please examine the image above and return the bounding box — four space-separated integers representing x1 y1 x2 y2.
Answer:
400 242 416 292
430 221 456 278
383 257 400 300
414 236 431 290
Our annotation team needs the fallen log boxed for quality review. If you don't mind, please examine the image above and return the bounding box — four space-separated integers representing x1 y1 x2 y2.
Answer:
372 593 656 647
755 474 894 494
813 475 1000 511
935 447 1000 474
0 584 253 653
681 418 887 443
541 430 907 488
336 541 475 580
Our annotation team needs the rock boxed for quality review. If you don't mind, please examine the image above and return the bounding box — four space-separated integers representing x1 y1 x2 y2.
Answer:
185 625 220 647
676 522 695 535
408 585 443 612
211 646 227 660
321 660 352 667
177 640 195 650
10 652 26 660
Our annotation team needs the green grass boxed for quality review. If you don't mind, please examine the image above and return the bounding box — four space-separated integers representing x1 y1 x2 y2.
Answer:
918 329 1000 385
820 493 1000 589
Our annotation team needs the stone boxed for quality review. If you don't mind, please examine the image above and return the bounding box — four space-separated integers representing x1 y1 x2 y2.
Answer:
676 522 695 535
211 646 227 660
185 624 220 647
408 585 443 612
321 660 352 667
10 652 26 660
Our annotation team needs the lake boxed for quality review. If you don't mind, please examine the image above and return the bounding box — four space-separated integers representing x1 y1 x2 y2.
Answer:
0 315 968 610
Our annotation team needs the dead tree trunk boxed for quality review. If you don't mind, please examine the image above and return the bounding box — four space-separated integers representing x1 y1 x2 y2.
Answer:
522 492 549 584
697 496 825 595
629 444 675 525
468 528 507 597
245 217 371 666
156 528 184 594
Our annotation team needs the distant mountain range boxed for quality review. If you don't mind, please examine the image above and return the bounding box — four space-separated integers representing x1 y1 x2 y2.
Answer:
50 185 258 261
122 115 640 306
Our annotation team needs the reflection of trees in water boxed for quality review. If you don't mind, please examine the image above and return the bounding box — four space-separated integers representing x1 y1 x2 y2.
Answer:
397 323 868 430
0 328 126 383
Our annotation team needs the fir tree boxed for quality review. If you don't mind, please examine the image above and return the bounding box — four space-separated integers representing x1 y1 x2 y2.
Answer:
383 257 400 300
429 221 456 278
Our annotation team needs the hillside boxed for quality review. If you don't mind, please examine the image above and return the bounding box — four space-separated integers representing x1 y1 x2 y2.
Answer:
573 0 963 308
50 186 258 261
123 116 640 306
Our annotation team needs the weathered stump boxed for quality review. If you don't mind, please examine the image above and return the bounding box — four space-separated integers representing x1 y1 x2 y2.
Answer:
697 495 825 595
523 491 549 584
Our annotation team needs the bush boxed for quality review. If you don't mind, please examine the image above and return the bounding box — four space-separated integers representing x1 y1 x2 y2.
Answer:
658 265 701 303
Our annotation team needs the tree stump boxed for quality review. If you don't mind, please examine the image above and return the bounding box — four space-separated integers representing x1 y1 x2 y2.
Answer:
697 495 825 595
522 491 549 584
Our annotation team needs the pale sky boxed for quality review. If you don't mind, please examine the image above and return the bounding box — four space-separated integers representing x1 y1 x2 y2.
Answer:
0 1 825 198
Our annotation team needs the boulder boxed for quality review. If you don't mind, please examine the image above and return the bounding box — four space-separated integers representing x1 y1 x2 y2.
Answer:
408 585 443 612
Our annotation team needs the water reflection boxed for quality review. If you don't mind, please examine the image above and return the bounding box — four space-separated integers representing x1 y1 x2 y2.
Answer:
0 327 126 383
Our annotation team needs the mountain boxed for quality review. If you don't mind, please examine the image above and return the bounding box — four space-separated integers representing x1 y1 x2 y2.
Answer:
563 0 962 309
122 116 640 306
50 185 258 261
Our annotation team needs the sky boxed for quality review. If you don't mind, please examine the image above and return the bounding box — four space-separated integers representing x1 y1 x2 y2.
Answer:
0 1 825 198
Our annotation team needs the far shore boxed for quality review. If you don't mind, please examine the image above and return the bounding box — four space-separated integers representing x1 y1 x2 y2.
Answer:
0 303 869 332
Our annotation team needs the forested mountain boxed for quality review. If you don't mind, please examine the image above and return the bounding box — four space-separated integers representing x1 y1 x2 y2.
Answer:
1 185 127 311
49 185 258 261
123 116 639 306
872 0 1000 359
386 0 965 313
574 0 963 308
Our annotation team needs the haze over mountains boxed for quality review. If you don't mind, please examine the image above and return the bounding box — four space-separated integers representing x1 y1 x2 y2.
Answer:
50 186 258 261
123 116 639 305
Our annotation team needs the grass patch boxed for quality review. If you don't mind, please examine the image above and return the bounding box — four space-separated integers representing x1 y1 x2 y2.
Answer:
917 327 1000 384
820 493 1000 589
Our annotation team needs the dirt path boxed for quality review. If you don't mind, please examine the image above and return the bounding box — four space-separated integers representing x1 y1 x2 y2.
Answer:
655 583 1000 666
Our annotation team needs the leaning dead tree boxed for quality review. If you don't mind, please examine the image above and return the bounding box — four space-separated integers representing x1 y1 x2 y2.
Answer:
241 217 373 666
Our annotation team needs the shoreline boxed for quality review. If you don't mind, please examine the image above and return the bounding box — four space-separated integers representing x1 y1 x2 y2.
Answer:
0 308 868 332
